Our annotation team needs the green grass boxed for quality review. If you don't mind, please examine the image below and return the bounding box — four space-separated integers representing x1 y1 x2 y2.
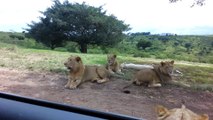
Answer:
0 42 110 72
0 38 213 91
177 65 213 84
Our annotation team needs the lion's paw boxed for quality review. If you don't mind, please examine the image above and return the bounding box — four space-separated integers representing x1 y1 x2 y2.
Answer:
69 84 77 89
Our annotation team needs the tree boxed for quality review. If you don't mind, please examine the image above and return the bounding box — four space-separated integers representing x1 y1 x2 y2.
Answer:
184 42 192 52
174 41 179 46
169 0 206 7
27 0 130 52
158 36 170 43
27 17 66 49
136 40 152 50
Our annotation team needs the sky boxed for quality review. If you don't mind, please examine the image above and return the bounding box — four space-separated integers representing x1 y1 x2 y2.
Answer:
0 0 213 35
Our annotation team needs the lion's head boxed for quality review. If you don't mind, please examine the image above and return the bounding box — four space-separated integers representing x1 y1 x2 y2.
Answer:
64 56 83 72
158 60 174 76
107 54 117 66
156 105 209 120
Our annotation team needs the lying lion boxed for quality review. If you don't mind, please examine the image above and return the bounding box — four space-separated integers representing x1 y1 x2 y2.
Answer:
156 105 209 120
64 56 109 89
106 54 123 75
131 60 174 87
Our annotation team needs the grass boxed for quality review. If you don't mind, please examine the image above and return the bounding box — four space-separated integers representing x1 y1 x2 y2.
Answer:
0 41 213 91
177 65 213 84
0 42 111 72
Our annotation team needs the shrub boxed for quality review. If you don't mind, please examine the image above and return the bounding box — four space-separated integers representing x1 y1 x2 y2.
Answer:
9 34 25 40
19 39 47 49
136 40 152 50
133 51 150 58
155 53 167 59
88 47 103 54
64 42 79 52
54 47 68 52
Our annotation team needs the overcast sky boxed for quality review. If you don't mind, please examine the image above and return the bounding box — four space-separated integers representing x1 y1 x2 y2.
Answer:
0 0 213 35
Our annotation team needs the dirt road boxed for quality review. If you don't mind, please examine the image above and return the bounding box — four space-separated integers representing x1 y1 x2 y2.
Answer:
0 68 212 120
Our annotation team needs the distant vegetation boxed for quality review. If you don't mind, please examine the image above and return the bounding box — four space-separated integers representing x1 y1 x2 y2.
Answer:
0 31 212 64
18 0 212 64
123 33 213 64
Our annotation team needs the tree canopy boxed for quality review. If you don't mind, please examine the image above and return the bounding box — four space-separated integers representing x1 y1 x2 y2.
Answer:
26 0 130 52
136 39 152 50
169 0 206 7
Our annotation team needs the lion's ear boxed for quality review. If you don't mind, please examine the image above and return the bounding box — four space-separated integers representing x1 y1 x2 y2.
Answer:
75 56 81 62
113 54 117 58
171 60 174 64
161 61 165 66
156 105 169 117
199 114 209 120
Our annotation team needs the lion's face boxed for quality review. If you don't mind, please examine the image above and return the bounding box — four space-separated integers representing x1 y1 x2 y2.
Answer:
64 56 82 72
159 60 174 76
107 54 116 66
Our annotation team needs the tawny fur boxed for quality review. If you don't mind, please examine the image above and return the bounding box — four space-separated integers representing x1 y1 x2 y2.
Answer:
132 60 174 87
106 54 123 75
156 105 209 120
64 56 109 89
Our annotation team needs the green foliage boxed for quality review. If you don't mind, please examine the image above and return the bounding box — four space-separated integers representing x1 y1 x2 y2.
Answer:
133 51 150 58
26 17 66 49
54 47 68 52
124 33 213 64
157 36 170 43
27 0 130 53
174 41 179 46
9 34 25 40
19 39 47 49
0 31 212 64
64 41 79 52
0 32 47 49
136 39 152 50
184 42 192 52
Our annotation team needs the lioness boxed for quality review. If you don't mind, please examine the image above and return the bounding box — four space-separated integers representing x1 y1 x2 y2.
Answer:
156 105 209 120
64 56 109 89
106 54 123 74
132 60 174 87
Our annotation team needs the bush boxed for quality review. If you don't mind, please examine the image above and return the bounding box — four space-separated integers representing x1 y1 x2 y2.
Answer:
155 53 168 59
136 40 152 50
54 47 68 52
64 42 79 52
99 47 120 54
18 39 47 49
133 51 150 58
88 47 103 54
9 34 25 40
116 42 137 54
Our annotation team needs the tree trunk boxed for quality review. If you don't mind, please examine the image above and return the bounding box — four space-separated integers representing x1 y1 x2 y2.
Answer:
50 44 55 50
79 43 87 53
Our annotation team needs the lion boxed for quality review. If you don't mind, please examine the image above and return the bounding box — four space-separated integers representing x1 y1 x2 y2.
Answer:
156 105 209 120
64 56 109 89
131 60 174 87
106 54 123 75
